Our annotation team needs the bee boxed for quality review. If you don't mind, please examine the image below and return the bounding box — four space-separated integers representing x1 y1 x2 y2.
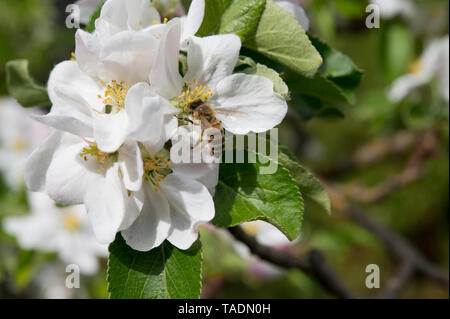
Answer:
188 100 223 141
178 99 247 156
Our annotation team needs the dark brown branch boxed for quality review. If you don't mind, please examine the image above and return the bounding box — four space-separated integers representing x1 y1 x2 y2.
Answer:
321 131 421 178
337 131 438 203
228 226 357 299
347 205 449 286
375 261 415 299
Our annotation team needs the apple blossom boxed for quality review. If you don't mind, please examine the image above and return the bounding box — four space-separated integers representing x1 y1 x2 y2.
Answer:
389 36 449 103
121 125 217 251
4 192 107 275
0 97 50 190
149 19 288 135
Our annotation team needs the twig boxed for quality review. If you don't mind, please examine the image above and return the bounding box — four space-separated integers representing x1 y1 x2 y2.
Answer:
228 226 357 299
346 205 449 286
375 261 415 299
336 130 438 203
321 131 420 178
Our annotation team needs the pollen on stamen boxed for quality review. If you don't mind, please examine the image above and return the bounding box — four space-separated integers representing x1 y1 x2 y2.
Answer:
144 156 171 191
98 80 129 113
175 79 214 110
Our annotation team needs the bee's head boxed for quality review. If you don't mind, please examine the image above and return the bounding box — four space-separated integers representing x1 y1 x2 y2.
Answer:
188 100 203 110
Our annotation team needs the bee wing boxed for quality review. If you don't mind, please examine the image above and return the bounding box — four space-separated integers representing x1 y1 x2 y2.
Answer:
214 109 248 117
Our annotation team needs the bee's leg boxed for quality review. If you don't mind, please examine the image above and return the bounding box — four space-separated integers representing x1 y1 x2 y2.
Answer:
177 116 194 124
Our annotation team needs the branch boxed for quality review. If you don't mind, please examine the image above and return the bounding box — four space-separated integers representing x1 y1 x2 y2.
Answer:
228 226 357 299
346 205 449 286
375 261 415 299
321 131 420 178
335 130 438 203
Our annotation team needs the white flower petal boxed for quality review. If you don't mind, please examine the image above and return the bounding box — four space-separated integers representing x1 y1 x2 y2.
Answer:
75 0 102 24
210 74 288 134
100 0 161 32
171 162 219 194
75 29 101 79
180 0 205 49
93 109 129 153
47 61 102 111
125 82 178 146
24 131 64 192
120 187 145 231
161 173 214 250
388 73 431 102
4 213 59 252
126 0 161 31
184 34 241 89
45 134 100 205
149 19 183 99
84 163 127 244
122 184 171 251
118 140 143 192
97 30 160 84
32 114 92 139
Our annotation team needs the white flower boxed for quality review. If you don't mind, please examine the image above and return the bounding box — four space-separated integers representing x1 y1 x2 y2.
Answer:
75 0 204 80
370 0 417 21
275 0 309 31
24 130 146 245
35 60 178 153
389 36 449 103
25 1 211 250
121 126 217 251
25 55 179 244
0 97 50 190
150 19 288 135
75 0 168 85
4 192 107 275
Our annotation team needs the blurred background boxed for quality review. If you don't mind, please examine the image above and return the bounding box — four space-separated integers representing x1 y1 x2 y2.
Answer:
0 0 448 298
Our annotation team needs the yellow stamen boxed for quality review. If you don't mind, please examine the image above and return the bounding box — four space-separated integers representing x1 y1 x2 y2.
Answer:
408 60 423 74
143 155 171 192
63 213 82 231
11 136 27 152
98 80 129 113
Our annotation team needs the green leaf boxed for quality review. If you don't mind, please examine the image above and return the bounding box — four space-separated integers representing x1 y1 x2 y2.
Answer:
278 146 331 215
244 63 289 99
108 235 202 299
213 149 304 240
235 55 257 71
85 0 105 33
284 35 362 119
197 0 266 42
245 0 322 77
310 35 362 91
5 60 50 108
285 71 351 104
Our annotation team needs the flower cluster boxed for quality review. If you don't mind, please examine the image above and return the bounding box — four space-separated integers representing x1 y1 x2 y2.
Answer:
25 0 288 251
